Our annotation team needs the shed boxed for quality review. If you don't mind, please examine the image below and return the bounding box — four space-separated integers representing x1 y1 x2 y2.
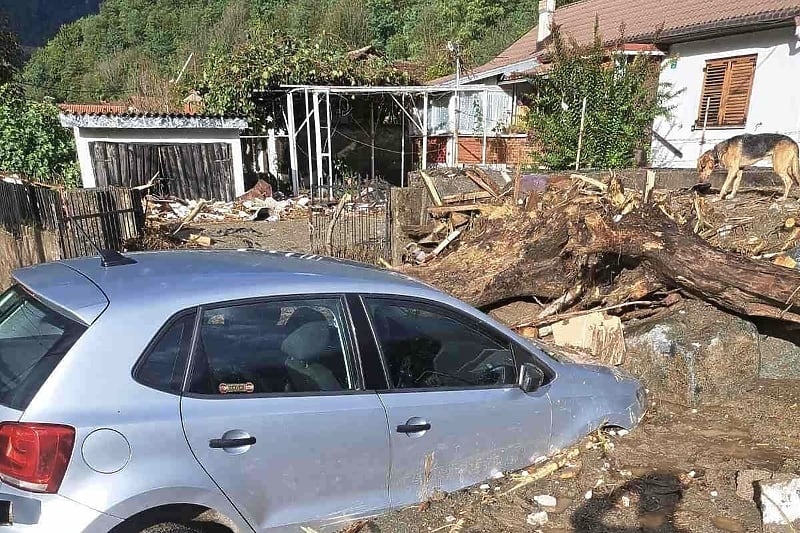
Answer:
59 112 249 201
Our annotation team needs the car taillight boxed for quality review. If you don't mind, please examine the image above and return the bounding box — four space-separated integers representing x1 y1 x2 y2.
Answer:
0 423 75 493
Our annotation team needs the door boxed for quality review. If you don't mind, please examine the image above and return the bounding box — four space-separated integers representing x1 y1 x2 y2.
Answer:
180 296 390 532
361 296 553 507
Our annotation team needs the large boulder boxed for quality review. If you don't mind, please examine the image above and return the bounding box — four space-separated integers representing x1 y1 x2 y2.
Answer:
758 333 800 380
624 300 760 406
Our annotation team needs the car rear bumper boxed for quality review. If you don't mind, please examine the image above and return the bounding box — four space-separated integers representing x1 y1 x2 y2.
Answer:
0 484 121 532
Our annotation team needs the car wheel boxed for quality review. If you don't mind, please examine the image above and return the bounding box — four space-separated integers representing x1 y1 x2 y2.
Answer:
138 523 203 533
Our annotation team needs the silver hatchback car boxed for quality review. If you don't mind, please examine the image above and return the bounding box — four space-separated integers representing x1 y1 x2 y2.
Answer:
0 250 646 533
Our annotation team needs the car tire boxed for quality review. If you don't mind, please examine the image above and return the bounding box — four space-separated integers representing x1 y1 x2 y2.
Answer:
138 523 203 533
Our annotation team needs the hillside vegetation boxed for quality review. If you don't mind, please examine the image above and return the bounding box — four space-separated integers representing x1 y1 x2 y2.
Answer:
21 0 546 102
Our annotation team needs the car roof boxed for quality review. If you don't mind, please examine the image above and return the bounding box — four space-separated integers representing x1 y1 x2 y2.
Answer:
15 250 440 321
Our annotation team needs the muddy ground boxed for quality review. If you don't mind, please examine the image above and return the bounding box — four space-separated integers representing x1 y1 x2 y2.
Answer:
181 218 799 533
367 380 800 533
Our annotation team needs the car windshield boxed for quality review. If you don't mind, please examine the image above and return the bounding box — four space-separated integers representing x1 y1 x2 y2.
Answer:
0 286 87 410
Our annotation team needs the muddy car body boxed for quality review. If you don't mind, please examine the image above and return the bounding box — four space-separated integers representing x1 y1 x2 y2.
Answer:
0 250 646 532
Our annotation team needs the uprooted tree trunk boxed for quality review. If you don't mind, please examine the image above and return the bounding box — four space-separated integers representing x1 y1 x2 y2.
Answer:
404 196 800 325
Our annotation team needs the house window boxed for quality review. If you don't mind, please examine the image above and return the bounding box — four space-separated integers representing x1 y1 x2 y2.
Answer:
696 54 757 128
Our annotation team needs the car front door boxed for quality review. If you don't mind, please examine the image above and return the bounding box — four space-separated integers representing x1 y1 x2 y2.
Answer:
180 296 390 532
358 296 553 507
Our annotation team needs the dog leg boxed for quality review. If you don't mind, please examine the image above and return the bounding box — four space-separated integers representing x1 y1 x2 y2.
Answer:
718 168 738 200
729 170 745 199
777 170 793 202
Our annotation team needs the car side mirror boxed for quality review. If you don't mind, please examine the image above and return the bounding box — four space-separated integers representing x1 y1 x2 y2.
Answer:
519 363 545 393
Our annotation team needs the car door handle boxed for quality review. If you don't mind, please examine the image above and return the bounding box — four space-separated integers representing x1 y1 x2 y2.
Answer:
396 423 431 434
209 436 257 449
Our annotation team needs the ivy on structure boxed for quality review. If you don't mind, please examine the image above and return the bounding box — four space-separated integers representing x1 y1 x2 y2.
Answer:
526 22 679 170
201 30 408 130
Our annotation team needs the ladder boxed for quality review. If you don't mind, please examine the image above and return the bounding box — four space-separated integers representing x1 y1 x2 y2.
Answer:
313 89 334 200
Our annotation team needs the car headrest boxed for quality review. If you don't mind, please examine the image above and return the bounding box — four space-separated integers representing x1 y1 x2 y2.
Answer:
281 321 330 361
285 307 327 332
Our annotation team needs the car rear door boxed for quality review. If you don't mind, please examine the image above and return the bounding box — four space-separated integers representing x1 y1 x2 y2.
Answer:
356 296 553 508
180 295 390 532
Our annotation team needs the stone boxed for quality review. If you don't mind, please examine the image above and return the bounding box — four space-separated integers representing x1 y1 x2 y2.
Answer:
526 511 549 527
736 469 774 501
624 300 760 406
533 495 558 508
711 516 745 533
759 334 800 380
758 475 800 532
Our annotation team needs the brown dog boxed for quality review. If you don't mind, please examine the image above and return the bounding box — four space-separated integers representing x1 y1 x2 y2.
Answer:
697 133 800 201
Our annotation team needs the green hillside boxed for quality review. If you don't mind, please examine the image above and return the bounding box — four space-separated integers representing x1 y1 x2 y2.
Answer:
21 0 544 102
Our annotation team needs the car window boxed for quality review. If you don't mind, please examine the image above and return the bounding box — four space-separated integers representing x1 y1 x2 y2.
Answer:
364 298 516 390
135 313 195 393
0 286 87 410
189 298 354 395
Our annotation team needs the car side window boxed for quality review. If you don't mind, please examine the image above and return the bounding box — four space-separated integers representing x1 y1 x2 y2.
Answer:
188 298 354 395
364 298 516 390
135 313 196 393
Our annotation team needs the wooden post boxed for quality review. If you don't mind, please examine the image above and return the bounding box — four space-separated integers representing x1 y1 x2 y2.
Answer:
575 96 588 171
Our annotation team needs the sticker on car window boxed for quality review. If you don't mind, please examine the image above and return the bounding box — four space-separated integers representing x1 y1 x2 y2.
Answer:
218 382 255 394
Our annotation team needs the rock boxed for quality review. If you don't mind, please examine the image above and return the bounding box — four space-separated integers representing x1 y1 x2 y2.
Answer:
624 300 760 406
711 516 745 533
533 495 558 508
758 475 800 532
237 179 273 201
759 334 800 380
526 511 549 527
736 469 774 501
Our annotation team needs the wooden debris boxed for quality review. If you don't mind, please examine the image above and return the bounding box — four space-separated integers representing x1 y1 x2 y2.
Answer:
551 313 625 366
774 255 798 269
464 168 501 198
186 234 213 247
450 212 470 227
426 230 462 262
643 170 656 204
419 170 443 206
428 204 481 216
442 190 493 204
325 193 352 255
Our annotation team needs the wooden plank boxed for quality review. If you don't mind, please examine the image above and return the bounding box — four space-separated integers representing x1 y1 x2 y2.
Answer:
442 190 493 203
419 170 443 206
428 204 481 216
464 168 501 198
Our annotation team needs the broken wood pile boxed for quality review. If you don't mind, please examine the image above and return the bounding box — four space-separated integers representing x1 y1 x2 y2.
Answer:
401 168 800 362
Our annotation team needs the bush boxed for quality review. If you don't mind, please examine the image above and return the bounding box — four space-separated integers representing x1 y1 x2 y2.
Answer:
0 83 79 186
526 23 678 170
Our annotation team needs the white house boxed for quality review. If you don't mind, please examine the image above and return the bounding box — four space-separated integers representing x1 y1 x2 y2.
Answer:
437 0 800 169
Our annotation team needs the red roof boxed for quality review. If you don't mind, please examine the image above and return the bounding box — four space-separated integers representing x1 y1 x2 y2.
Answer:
59 103 130 114
430 0 800 84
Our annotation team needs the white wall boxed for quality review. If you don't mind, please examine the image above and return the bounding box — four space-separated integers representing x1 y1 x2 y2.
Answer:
651 27 800 168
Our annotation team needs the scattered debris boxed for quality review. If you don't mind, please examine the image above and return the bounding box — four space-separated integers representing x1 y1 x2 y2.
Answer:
526 510 549 527
758 475 800 532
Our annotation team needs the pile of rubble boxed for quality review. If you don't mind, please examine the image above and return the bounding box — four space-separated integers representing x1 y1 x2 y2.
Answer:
401 166 800 398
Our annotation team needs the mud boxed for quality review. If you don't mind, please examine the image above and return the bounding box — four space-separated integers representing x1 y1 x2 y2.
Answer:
367 380 800 533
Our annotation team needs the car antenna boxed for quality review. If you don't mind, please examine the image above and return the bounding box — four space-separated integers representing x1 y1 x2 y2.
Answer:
67 219 137 267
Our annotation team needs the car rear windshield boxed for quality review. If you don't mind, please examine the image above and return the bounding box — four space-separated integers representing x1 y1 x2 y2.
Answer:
0 286 87 410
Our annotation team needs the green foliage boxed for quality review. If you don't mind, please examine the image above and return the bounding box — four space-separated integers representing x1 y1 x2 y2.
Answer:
21 0 568 101
526 25 678 170
202 31 407 130
0 84 79 185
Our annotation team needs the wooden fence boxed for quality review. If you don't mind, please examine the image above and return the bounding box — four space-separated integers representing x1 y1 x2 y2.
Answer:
0 181 144 288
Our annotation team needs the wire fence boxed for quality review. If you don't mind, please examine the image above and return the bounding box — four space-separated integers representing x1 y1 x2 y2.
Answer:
309 202 392 265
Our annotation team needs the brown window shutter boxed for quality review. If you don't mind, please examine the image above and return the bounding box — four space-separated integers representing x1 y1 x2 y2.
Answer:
696 54 757 128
